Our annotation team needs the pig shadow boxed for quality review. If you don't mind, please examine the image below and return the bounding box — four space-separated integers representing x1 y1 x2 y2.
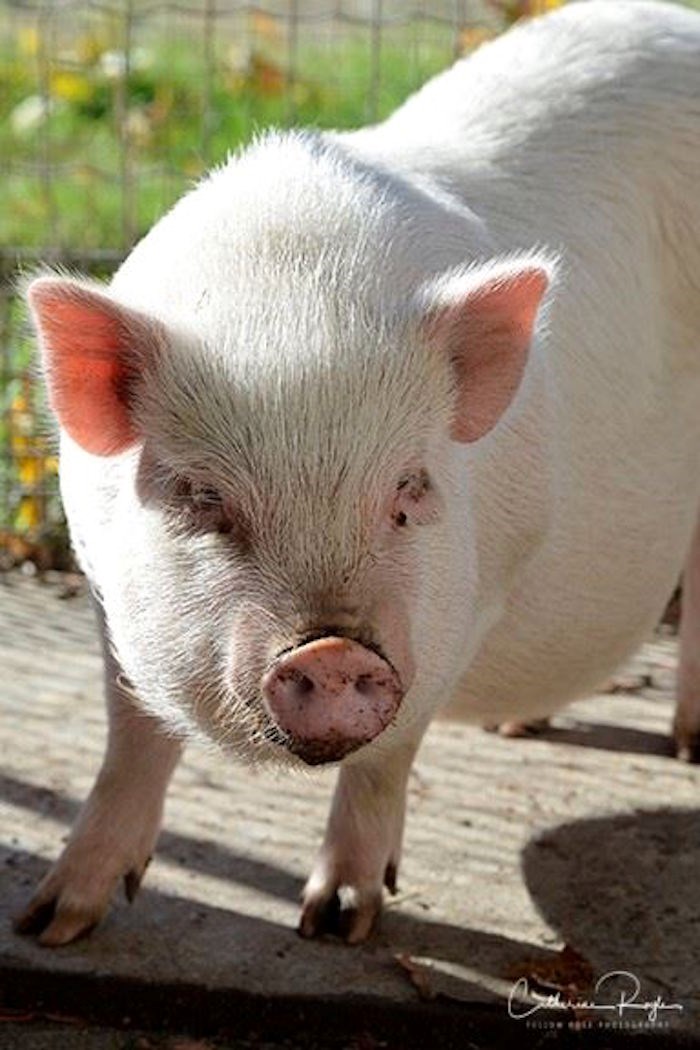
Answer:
520 808 700 985
509 719 674 758
0 771 543 1045
1 773 698 1040
0 769 301 908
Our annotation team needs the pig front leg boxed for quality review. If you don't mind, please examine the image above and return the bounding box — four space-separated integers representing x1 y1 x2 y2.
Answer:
300 729 424 944
14 611 182 946
675 515 700 762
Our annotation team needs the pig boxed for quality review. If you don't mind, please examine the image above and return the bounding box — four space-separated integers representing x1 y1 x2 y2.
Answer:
15 0 700 947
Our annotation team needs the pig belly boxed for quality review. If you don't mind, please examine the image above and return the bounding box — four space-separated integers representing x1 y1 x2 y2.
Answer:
447 409 700 725
448 549 683 725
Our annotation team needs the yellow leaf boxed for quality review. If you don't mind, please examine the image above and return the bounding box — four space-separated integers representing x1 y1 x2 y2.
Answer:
76 33 106 65
530 0 564 12
494 0 564 23
458 26 494 54
50 70 93 104
18 27 39 57
15 498 42 531
250 11 281 41
19 457 44 486
9 395 34 449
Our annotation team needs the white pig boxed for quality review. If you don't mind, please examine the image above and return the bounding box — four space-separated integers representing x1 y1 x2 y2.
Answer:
16 0 700 947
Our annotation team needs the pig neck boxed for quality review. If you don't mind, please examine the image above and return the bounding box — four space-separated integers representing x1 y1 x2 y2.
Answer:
462 350 553 640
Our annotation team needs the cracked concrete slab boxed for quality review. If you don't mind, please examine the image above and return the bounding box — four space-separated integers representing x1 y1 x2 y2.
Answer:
1 571 699 1047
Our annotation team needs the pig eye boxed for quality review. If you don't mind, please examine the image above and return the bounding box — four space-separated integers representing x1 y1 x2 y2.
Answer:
392 469 440 528
189 482 222 509
169 475 245 540
181 480 226 531
188 481 251 548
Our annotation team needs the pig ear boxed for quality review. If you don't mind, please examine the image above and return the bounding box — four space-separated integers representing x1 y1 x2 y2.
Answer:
421 258 552 443
27 276 166 456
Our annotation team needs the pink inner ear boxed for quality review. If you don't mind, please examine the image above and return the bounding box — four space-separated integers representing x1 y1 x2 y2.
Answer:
29 280 153 456
430 266 549 444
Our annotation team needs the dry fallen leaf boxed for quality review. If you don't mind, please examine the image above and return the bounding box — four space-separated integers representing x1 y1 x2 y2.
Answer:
168 1039 216 1050
394 952 436 1001
506 942 594 1001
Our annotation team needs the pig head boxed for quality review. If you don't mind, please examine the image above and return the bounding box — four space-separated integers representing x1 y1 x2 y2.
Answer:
27 136 551 768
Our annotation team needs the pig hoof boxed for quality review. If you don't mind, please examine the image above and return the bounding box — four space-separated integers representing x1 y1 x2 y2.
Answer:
340 889 384 945
124 858 151 902
299 857 395 944
299 884 384 944
298 890 342 939
671 709 700 760
14 891 101 947
384 860 398 894
484 718 550 738
674 734 700 763
13 851 151 946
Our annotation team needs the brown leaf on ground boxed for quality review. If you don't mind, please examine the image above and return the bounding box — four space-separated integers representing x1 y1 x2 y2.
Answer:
168 1040 216 1050
505 943 594 1000
0 1008 35 1022
0 531 38 565
0 530 75 572
43 1012 88 1027
168 1040 217 1050
394 952 436 1000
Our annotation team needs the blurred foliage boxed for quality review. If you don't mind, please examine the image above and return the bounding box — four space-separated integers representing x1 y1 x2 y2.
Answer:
0 2 580 251
1 7 492 250
0 291 67 564
2 0 695 563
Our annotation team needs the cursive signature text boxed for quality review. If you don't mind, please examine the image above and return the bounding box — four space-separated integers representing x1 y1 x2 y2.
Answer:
508 970 684 1023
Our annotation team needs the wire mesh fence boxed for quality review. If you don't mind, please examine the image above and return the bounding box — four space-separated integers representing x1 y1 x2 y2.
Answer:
0 0 550 564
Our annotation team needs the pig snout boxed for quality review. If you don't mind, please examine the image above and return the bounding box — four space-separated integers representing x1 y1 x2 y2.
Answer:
261 636 403 765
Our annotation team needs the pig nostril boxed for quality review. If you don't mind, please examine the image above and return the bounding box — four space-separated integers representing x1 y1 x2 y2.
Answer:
354 674 375 696
296 673 314 695
284 671 315 700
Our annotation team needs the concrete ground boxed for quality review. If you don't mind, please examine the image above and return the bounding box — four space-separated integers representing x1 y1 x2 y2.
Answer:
1 570 700 1048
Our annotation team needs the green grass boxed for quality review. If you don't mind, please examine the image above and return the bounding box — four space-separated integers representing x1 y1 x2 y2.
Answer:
0 17 458 252
3 0 697 253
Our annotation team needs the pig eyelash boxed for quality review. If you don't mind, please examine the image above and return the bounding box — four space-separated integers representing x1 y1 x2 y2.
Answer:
168 473 249 543
189 482 223 509
170 475 222 515
397 469 430 497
